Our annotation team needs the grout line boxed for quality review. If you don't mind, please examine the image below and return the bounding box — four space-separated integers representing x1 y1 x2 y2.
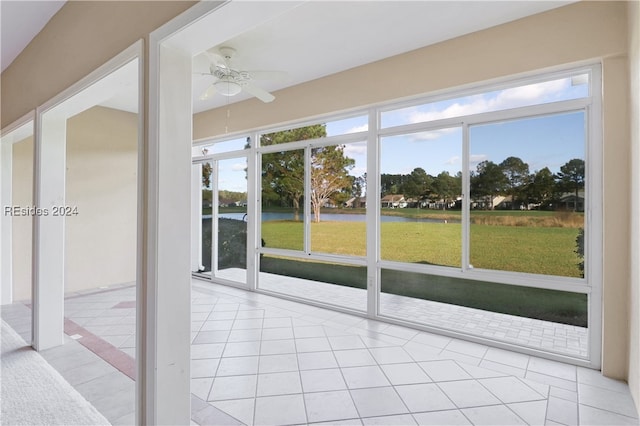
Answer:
577 401 640 420
473 373 538 425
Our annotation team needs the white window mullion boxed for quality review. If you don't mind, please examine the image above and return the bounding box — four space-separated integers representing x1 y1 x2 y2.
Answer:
586 64 603 368
191 164 203 273
247 133 258 291
211 161 219 277
367 107 380 318
462 123 471 272
304 146 311 254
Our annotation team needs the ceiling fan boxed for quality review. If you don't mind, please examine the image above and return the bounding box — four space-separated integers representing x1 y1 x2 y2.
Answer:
198 46 285 103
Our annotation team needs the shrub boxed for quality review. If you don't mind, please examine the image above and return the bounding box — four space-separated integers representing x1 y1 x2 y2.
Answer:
201 218 248 271
218 218 248 270
575 227 585 277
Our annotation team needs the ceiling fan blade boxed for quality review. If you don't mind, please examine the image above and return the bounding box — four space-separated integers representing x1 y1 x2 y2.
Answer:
242 83 275 103
199 84 217 101
246 70 288 81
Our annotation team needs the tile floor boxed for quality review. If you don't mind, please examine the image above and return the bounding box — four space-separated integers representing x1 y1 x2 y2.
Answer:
1 279 638 425
218 268 588 358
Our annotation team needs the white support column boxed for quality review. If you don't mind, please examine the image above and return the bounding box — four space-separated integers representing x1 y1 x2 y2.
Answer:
1 141 13 305
246 135 258 291
191 163 203 272
32 114 66 350
141 42 192 425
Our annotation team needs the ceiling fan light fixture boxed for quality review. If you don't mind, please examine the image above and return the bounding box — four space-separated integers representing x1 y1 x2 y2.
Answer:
214 79 242 96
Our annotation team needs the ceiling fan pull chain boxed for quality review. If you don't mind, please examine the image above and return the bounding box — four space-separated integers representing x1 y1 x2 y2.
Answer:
225 98 231 134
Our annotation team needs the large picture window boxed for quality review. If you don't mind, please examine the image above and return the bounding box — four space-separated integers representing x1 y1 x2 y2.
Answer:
468 112 586 277
257 118 368 311
380 127 462 268
377 69 596 360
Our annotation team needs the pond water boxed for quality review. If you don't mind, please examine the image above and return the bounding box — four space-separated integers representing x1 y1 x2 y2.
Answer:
211 212 458 223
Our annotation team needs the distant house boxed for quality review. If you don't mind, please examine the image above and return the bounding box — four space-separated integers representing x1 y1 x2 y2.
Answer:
405 197 419 208
381 194 407 208
559 191 585 212
470 195 505 210
219 198 236 207
428 198 458 210
494 195 531 210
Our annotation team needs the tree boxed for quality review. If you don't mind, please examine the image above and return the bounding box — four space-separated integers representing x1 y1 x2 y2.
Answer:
202 163 212 188
432 171 460 210
556 158 585 211
261 149 305 218
380 173 404 196
470 160 507 209
310 145 355 222
261 125 326 219
260 124 356 222
527 167 557 207
499 156 530 209
404 167 432 202
352 173 366 201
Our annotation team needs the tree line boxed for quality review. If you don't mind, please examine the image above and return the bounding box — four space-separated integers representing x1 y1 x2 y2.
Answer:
202 123 586 218
382 157 585 211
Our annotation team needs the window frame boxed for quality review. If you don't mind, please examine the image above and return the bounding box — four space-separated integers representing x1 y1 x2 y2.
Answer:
257 132 369 265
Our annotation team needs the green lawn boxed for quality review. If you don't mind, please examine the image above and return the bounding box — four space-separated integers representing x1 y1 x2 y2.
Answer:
470 225 581 277
262 220 582 277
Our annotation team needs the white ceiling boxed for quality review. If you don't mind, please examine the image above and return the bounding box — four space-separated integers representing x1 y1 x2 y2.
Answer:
189 1 574 113
0 0 66 72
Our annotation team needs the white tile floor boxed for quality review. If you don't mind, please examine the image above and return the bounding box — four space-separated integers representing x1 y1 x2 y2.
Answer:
215 268 589 358
1 279 638 425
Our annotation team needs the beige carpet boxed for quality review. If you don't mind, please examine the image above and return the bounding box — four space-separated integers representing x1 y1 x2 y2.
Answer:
1 320 110 425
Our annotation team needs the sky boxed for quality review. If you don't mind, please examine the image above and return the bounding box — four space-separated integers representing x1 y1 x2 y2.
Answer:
207 73 588 194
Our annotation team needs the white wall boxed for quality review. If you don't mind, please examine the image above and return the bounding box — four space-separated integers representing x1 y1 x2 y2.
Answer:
10 106 138 298
64 106 138 292
12 137 33 301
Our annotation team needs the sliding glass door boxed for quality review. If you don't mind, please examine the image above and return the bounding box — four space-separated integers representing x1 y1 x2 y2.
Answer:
194 148 249 286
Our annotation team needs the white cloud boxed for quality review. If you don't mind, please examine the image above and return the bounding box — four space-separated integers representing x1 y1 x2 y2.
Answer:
402 77 572 125
343 142 367 156
495 79 567 105
231 163 246 171
350 166 367 176
408 97 487 123
445 156 461 165
408 127 457 142
346 124 368 134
